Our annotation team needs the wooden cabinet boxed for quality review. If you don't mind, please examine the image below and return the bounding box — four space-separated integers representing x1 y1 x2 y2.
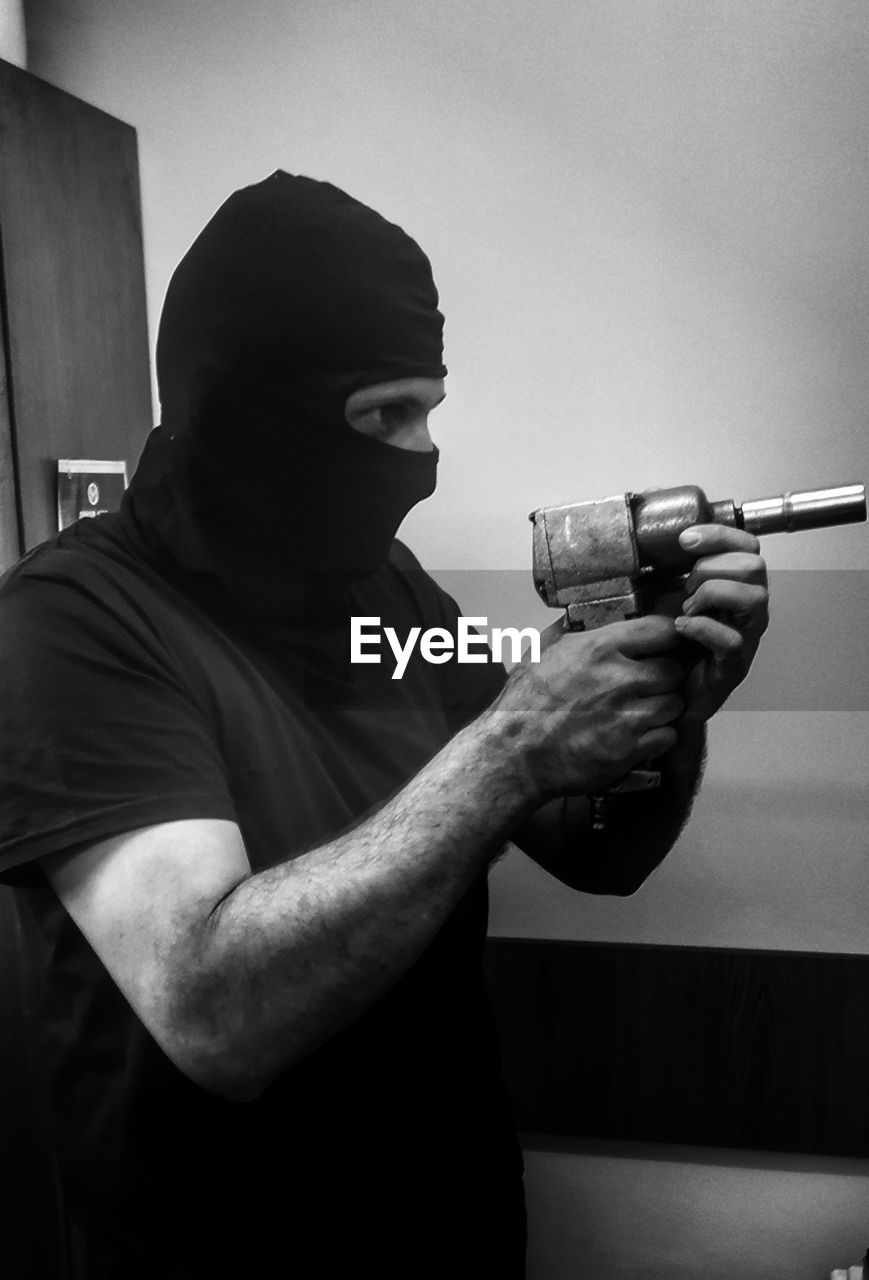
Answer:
0 56 152 565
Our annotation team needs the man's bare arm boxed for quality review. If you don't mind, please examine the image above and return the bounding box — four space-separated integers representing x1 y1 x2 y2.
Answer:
45 713 540 1102
42 614 685 1102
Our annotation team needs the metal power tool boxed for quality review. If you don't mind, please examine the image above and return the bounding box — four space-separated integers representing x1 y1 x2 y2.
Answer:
530 483 867 829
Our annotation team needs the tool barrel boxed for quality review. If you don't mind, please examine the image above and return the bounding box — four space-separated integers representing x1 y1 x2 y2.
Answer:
738 484 866 535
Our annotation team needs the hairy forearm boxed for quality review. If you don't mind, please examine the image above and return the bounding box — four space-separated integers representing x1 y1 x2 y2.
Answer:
514 723 707 895
177 709 540 1099
598 721 707 890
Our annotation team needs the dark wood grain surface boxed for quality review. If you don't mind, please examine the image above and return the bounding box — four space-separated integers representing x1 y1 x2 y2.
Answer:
0 57 153 554
484 937 869 1157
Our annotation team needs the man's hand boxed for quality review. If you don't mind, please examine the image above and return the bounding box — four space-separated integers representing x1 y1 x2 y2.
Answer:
492 615 686 799
672 523 770 725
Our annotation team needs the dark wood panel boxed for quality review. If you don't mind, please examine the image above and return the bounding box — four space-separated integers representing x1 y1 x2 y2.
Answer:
484 938 869 1157
0 57 153 551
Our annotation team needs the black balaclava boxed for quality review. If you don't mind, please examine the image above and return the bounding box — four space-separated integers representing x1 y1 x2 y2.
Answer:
123 171 446 630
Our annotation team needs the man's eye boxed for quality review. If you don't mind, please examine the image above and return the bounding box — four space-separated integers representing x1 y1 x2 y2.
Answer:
381 401 415 424
386 399 417 419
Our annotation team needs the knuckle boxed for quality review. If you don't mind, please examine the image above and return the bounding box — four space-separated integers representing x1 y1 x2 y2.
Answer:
731 553 755 576
725 529 760 554
583 629 609 658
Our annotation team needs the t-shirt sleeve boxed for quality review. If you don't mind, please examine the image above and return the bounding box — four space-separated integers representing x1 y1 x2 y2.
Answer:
0 574 237 886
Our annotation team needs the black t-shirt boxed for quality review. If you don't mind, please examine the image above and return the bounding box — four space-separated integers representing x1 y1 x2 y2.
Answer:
0 514 525 1278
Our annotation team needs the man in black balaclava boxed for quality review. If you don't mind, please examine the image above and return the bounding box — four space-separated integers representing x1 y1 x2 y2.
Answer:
0 173 769 1278
134 171 449 622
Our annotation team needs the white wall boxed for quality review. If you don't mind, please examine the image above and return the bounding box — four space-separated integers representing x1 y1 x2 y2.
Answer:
23 1 869 1275
0 0 24 66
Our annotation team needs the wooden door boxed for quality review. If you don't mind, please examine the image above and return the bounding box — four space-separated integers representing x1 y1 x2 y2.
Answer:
0 57 153 1277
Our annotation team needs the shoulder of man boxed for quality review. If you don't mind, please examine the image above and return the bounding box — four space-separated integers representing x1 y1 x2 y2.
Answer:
0 515 236 887
0 512 134 604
